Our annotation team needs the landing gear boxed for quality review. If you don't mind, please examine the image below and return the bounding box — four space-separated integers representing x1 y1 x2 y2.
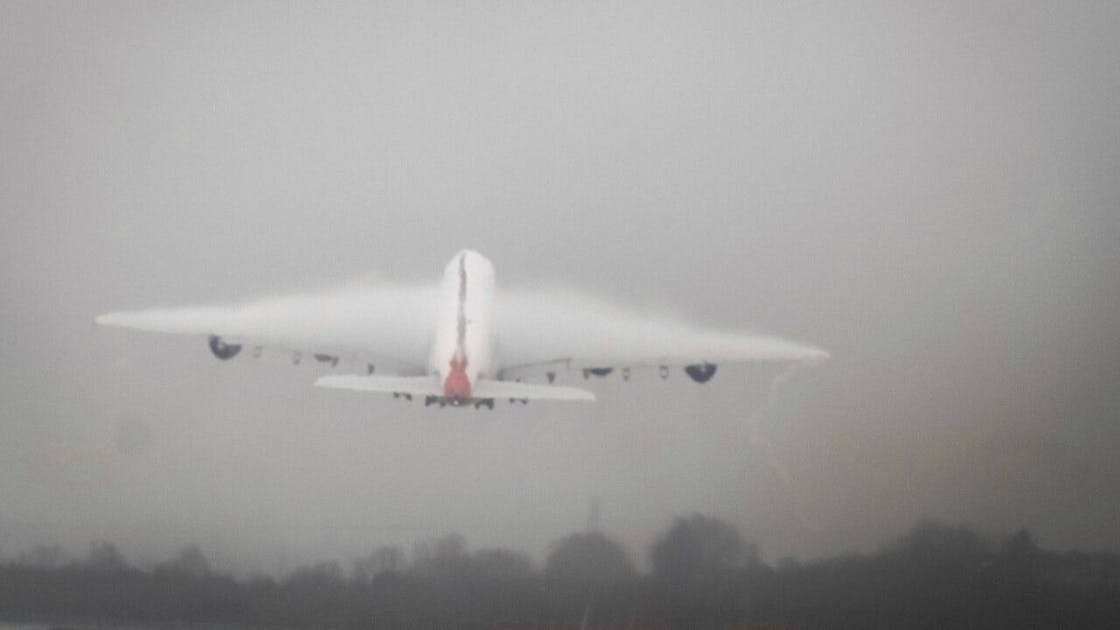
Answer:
422 396 494 410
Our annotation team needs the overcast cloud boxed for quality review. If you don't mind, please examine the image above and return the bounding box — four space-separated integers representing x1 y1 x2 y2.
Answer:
1 1 1118 574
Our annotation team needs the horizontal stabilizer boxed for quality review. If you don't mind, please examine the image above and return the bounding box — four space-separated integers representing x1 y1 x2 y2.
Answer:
315 375 444 396
315 374 595 402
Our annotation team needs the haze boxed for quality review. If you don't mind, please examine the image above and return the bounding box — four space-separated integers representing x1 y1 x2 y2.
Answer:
1 1 1117 575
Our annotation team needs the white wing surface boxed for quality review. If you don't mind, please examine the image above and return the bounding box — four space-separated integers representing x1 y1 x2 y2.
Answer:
494 289 828 377
96 285 438 373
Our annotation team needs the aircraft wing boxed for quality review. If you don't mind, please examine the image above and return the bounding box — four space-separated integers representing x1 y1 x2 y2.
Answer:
95 285 438 374
494 289 828 380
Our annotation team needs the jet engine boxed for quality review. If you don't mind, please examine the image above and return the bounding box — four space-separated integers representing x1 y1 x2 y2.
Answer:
314 353 340 367
208 335 242 360
684 363 717 383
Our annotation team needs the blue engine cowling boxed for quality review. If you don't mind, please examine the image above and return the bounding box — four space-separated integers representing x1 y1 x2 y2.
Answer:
684 363 717 383
208 335 242 360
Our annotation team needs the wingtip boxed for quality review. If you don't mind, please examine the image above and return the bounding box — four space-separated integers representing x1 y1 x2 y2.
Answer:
793 344 830 365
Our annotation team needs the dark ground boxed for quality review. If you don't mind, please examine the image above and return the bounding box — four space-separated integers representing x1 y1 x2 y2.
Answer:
1 517 1117 629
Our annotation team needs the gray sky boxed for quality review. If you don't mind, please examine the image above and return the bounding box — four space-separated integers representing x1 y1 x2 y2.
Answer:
2 1 1118 574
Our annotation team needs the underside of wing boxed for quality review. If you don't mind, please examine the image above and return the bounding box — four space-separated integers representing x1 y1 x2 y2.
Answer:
494 289 828 379
96 285 438 373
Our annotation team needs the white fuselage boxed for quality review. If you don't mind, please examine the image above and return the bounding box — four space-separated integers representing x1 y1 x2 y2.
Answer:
427 250 495 404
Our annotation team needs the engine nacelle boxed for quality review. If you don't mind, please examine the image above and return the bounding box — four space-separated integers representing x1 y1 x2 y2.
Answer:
208 335 242 360
583 367 613 379
313 353 339 367
684 363 717 383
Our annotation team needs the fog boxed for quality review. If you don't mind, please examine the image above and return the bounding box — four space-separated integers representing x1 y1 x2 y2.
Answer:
1 1 1118 577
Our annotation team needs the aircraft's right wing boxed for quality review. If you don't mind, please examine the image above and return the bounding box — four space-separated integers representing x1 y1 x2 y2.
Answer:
494 289 828 381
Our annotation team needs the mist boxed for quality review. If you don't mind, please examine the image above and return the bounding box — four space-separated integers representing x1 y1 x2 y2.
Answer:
2 0 1118 586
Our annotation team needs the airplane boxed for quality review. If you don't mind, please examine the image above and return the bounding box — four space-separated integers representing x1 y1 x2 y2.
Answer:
96 250 828 409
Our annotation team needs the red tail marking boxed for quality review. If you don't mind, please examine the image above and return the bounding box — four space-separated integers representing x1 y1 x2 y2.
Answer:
443 355 471 405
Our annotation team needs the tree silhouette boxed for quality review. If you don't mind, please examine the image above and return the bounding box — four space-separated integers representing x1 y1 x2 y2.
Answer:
0 520 1116 628
412 533 468 577
1001 529 1039 561
889 519 988 567
352 545 404 582
649 514 756 580
545 531 636 582
85 541 128 572
469 547 535 579
17 544 66 569
156 545 211 577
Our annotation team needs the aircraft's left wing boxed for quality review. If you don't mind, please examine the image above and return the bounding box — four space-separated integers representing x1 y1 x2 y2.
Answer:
96 285 438 374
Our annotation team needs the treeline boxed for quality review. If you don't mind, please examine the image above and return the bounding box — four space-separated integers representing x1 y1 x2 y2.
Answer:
1 516 1118 629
